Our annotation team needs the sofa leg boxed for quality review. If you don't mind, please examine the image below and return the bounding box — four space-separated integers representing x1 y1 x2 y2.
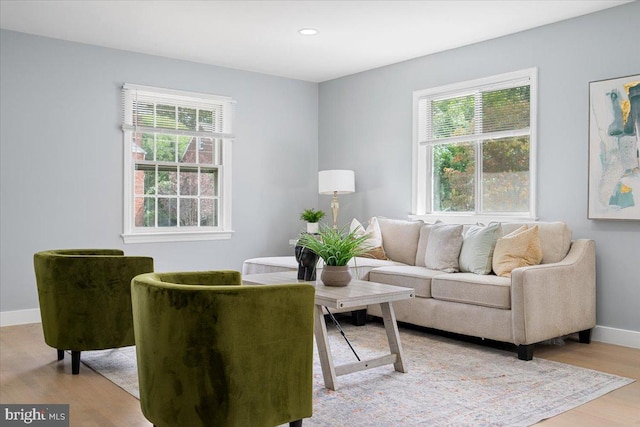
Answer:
289 419 303 427
57 349 64 361
71 351 81 375
579 329 592 344
517 344 534 361
352 309 367 326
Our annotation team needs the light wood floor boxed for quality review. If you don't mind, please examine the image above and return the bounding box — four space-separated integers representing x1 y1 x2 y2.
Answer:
1 322 638 426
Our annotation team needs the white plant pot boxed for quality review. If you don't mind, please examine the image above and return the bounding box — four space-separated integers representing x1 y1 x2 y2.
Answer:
306 222 319 234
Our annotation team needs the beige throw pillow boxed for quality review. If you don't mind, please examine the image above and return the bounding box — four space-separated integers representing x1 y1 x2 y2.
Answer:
377 217 422 265
492 225 543 277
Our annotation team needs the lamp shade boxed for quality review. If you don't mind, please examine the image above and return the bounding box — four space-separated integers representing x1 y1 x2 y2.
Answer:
318 170 355 195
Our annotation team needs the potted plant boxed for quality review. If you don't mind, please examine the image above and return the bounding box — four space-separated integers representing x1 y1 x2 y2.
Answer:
299 208 326 234
297 224 370 286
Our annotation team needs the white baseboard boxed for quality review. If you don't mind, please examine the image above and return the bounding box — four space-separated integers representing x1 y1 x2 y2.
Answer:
592 325 640 349
1 309 638 349
0 309 41 327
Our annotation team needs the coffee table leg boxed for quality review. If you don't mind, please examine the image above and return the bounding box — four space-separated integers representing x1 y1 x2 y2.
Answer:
380 302 407 373
314 304 338 390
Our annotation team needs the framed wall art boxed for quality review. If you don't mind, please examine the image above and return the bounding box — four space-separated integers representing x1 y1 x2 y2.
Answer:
588 74 640 220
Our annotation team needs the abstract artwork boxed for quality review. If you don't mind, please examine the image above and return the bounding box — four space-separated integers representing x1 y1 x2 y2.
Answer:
588 75 640 220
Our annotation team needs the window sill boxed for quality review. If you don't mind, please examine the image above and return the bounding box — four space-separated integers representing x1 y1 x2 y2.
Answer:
408 213 538 225
121 230 234 244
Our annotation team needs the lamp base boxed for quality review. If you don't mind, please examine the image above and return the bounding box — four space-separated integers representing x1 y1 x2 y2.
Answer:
331 191 339 229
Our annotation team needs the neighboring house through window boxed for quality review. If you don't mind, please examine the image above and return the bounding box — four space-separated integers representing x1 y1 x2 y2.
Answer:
121 84 235 243
412 68 537 222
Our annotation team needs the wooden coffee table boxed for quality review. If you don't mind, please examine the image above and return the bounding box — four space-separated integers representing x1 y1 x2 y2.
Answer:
242 271 415 390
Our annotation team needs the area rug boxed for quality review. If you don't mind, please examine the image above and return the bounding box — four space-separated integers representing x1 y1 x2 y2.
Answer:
80 322 633 426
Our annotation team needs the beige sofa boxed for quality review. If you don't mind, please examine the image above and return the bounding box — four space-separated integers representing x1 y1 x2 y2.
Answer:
242 218 596 360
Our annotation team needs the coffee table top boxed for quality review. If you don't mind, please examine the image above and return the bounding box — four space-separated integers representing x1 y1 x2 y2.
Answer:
242 271 415 310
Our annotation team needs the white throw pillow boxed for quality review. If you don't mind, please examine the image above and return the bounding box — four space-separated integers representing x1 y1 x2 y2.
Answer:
350 217 383 247
350 217 387 260
424 224 464 273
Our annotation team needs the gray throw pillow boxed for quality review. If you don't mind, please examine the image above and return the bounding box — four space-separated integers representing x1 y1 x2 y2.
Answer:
458 223 501 274
424 224 464 272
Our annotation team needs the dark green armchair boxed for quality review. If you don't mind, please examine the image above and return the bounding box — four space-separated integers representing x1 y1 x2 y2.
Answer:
131 271 315 427
33 249 154 374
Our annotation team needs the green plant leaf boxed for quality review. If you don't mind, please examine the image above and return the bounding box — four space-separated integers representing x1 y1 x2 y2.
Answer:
297 224 370 266
299 208 326 222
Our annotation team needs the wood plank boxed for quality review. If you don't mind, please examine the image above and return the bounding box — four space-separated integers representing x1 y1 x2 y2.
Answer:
0 323 150 427
380 302 407 373
313 305 337 390
243 271 415 309
335 354 398 376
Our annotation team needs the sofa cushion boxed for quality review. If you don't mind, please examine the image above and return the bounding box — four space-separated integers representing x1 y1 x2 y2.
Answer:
459 223 501 275
377 217 423 265
500 222 571 264
348 257 405 280
492 225 543 277
431 273 512 309
425 224 464 273
369 266 448 298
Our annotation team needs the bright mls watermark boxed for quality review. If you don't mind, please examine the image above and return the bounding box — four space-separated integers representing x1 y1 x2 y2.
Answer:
1 405 69 426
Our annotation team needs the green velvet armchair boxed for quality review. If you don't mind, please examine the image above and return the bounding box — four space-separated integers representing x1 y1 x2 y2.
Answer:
33 249 154 374
131 271 315 427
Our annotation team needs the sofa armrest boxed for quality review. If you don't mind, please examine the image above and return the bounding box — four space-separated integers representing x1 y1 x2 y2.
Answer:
510 239 596 345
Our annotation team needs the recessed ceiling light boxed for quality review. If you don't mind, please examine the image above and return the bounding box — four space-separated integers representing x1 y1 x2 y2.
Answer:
298 28 318 36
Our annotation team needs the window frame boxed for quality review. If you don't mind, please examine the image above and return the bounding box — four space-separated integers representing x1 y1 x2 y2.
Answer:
411 68 538 224
121 84 235 243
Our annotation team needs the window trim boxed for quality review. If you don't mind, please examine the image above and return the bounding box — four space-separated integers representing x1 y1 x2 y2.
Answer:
411 68 538 223
121 84 235 243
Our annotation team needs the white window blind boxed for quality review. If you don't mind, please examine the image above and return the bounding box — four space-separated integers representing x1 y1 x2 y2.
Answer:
122 84 235 139
417 76 531 146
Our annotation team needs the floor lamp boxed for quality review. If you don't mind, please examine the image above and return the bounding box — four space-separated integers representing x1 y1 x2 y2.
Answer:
318 170 355 229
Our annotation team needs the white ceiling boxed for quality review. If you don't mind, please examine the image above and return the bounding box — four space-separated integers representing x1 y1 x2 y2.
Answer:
0 0 631 82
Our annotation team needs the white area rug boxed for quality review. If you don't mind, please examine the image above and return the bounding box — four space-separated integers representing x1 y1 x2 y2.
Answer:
81 322 633 426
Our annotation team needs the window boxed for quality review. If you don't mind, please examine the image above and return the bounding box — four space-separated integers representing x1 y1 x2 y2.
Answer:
121 84 235 243
412 68 537 221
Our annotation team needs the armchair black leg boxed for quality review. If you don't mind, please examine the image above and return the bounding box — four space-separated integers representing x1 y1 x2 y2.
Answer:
579 329 592 344
71 351 81 375
57 349 64 361
517 344 534 361
289 420 303 427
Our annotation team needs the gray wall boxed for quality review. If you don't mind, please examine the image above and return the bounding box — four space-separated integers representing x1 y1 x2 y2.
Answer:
2 3 639 333
0 30 318 313
318 2 640 332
